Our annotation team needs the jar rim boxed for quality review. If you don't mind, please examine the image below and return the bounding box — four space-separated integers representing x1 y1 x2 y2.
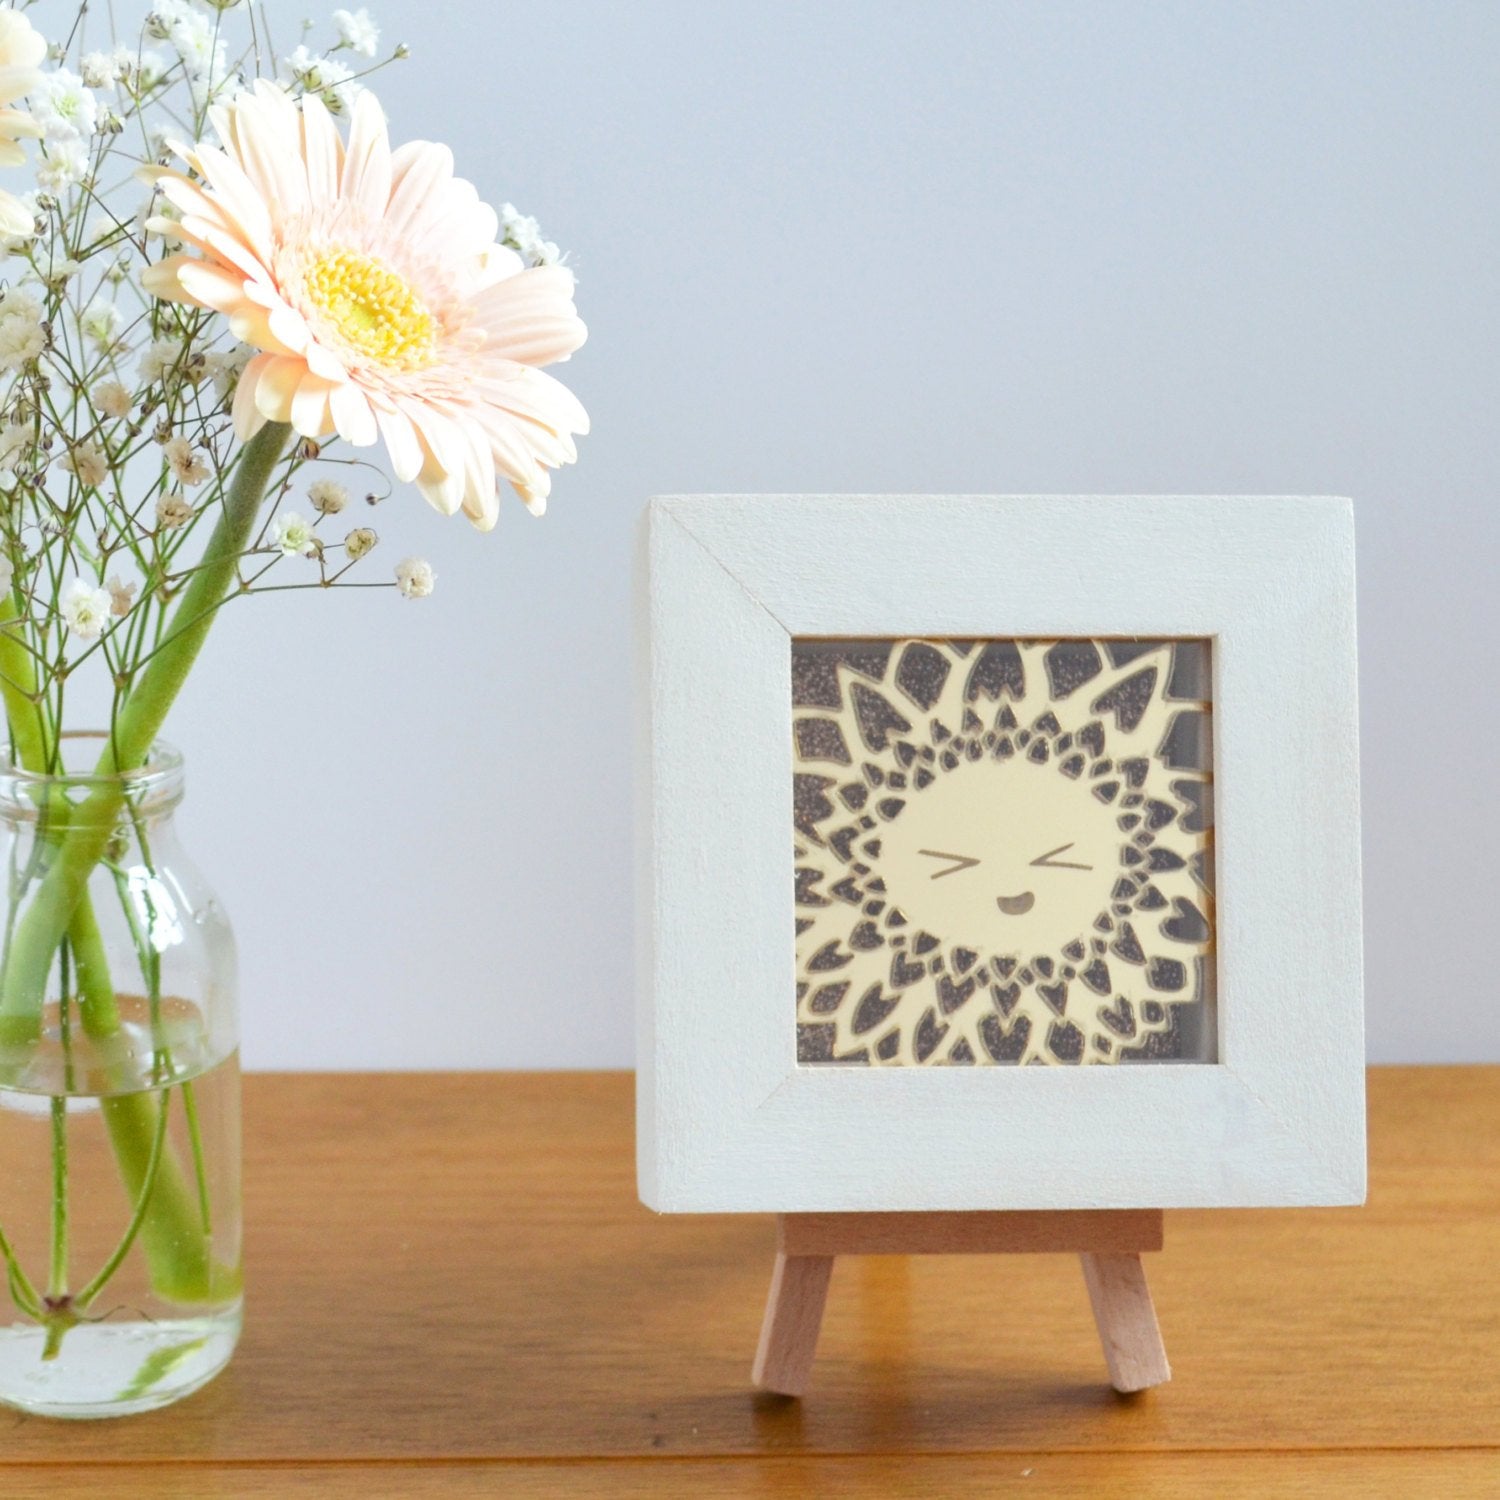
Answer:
0 732 184 804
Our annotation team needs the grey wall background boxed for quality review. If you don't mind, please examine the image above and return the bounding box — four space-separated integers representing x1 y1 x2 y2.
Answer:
172 1 1496 1069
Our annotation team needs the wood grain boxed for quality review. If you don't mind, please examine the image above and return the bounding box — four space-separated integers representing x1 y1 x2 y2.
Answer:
6 1453 1500 1499
1079 1251 1171 1391
751 1251 833 1396
781 1208 1164 1256
2 1066 1496 1495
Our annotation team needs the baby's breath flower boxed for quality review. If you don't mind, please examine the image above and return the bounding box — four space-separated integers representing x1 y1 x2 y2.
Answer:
499 203 563 269
0 423 33 465
84 213 121 246
0 425 25 490
60 578 111 640
80 295 122 350
307 478 348 515
150 0 231 107
60 440 108 489
91 380 132 420
164 436 210 487
0 291 46 371
156 490 193 529
333 8 380 58
394 556 434 599
36 137 90 191
32 70 99 142
0 286 42 319
204 343 251 400
269 510 317 557
105 574 136 616
80 52 120 90
34 249 81 291
278 45 361 113
344 526 377 560
134 50 169 92
139 337 181 383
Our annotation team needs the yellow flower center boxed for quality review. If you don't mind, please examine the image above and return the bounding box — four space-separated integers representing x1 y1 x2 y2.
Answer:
302 249 437 370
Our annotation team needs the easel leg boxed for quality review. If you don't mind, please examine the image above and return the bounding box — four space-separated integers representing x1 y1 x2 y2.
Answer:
1079 1251 1171 1393
751 1251 834 1396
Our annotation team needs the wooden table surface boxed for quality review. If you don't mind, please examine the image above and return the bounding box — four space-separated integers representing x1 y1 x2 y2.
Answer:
4 1067 1498 1497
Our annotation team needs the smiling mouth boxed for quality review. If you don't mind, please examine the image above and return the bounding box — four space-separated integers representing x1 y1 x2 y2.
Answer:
996 892 1035 916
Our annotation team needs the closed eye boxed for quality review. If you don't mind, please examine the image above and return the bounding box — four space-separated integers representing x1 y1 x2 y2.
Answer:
917 849 980 880
1030 842 1093 871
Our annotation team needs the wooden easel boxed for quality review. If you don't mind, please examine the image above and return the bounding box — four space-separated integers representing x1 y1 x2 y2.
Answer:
752 1209 1170 1397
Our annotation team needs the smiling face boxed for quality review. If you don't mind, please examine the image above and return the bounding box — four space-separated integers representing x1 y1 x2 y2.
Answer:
793 638 1216 1067
879 754 1124 957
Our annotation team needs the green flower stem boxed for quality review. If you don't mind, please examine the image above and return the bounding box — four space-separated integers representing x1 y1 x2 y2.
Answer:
181 1081 212 1234
0 587 52 774
69 889 233 1303
75 1083 173 1310
0 1216 41 1318
0 421 291 1046
47 1095 67 1298
0 421 287 1314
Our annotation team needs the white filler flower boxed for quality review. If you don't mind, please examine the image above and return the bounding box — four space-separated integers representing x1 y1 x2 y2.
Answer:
394 557 435 598
156 490 193 529
80 295 122 349
269 511 317 556
91 380 132 419
307 478 349 515
163 435 209 486
277 46 361 113
332 8 380 58
60 578 112 639
60 440 108 488
31 69 98 142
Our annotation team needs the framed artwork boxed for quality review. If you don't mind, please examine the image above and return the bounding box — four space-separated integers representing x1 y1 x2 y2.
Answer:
636 495 1365 1213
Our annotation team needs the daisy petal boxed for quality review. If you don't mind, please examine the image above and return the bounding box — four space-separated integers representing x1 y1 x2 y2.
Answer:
153 83 587 532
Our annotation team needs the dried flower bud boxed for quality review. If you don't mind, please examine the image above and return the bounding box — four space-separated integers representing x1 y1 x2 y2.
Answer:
296 437 321 462
308 479 348 515
156 491 193 530
106 574 136 617
344 527 377 560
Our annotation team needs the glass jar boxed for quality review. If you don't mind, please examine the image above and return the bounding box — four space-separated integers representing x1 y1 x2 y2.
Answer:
0 735 241 1418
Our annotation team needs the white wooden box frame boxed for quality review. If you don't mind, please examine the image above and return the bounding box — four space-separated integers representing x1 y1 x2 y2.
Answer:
636 495 1365 1214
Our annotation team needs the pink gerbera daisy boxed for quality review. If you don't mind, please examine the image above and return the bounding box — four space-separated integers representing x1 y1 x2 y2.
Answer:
142 80 588 529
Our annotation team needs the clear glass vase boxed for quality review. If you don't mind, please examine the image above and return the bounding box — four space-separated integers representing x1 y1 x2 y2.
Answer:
0 735 241 1418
